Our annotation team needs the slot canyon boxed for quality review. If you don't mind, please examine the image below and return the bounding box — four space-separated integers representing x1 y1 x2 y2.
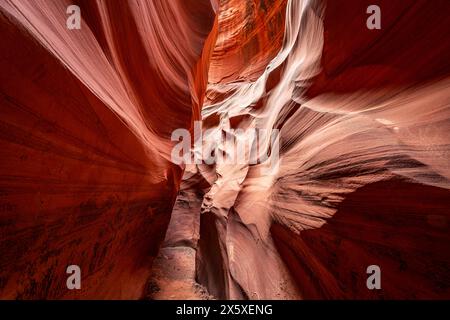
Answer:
0 0 450 299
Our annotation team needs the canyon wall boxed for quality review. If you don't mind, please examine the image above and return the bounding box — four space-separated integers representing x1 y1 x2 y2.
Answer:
189 0 450 299
0 0 214 299
1 0 450 300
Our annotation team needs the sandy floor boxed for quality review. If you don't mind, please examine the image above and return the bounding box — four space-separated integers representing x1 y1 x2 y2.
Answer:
145 247 213 300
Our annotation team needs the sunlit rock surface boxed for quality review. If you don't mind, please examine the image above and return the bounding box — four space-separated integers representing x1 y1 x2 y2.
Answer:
187 0 450 299
1 0 450 300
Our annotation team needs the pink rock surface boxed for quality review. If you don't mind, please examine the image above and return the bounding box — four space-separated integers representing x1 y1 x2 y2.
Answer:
0 0 214 299
1 0 450 300
188 0 450 299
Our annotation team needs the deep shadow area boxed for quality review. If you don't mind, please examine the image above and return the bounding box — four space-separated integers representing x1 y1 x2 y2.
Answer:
272 179 450 299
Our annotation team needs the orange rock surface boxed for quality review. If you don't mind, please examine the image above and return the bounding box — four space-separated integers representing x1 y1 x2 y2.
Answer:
1 0 450 300
0 0 214 299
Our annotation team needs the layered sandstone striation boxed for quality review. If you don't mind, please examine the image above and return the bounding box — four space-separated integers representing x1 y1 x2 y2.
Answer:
183 0 450 299
0 0 214 299
1 0 450 300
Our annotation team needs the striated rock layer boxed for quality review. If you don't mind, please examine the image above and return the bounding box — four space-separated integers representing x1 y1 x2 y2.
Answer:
186 0 450 299
1 0 450 300
0 0 214 299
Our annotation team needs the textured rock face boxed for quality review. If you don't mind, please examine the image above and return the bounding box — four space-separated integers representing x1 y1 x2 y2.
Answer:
269 0 450 299
1 0 450 300
208 0 288 84
0 0 214 299
182 0 450 299
272 180 450 299
147 165 214 300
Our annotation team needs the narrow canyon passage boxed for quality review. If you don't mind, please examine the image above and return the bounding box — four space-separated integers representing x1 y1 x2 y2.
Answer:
150 0 450 299
1 0 450 300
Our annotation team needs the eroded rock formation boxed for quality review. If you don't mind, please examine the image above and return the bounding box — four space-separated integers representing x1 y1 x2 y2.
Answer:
1 0 450 300
0 0 214 299
182 0 450 299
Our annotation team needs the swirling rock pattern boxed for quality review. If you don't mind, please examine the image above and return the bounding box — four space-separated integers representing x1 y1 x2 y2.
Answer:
0 0 214 299
1 0 450 300
192 0 450 299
